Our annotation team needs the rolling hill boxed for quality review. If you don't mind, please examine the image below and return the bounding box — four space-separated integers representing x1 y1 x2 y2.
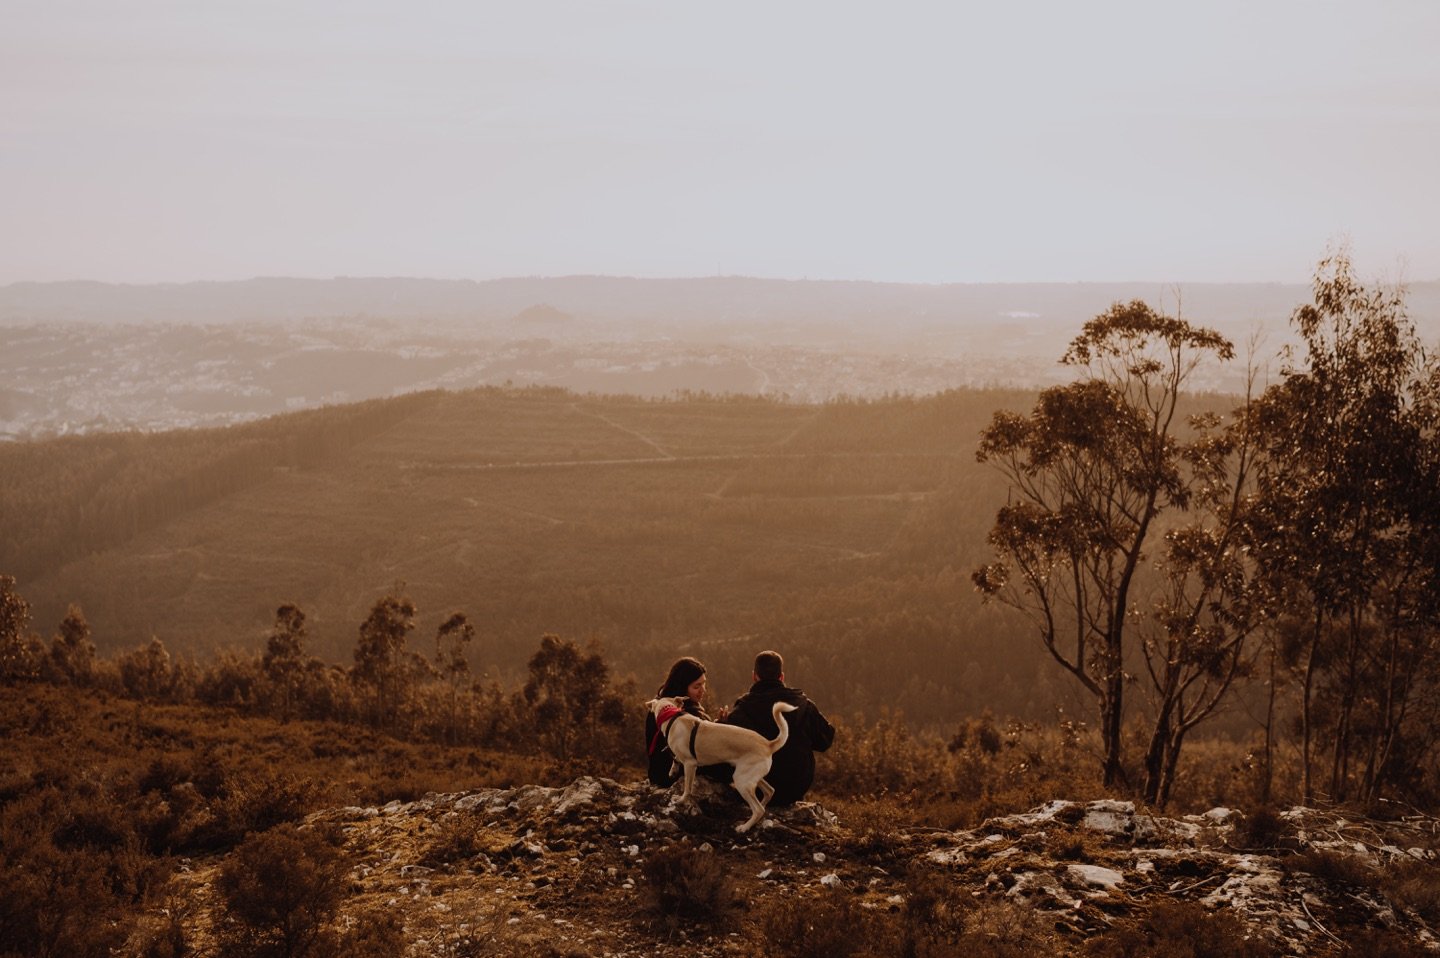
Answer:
1 386 1071 726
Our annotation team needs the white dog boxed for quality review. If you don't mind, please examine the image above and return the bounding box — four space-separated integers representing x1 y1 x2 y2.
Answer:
647 696 797 833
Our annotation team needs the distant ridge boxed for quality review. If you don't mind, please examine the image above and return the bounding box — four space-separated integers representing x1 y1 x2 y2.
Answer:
0 274 1370 330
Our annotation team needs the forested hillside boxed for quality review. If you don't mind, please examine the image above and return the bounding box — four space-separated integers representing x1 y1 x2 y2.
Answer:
0 386 1048 725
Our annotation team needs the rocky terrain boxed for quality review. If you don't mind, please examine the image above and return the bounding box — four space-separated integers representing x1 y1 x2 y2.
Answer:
155 776 1439 956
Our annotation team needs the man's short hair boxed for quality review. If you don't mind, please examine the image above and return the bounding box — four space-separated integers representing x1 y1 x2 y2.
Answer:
754 650 784 682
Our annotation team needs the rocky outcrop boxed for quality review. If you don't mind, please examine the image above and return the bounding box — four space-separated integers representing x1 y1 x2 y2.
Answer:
176 778 1438 956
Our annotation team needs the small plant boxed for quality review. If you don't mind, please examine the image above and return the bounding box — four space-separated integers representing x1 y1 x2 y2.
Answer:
640 843 738 924
1289 849 1380 890
952 900 1058 958
1379 857 1440 924
1336 927 1434 958
1051 832 1100 862
422 814 486 865
1232 806 1296 851
756 888 885 958
1085 901 1278 958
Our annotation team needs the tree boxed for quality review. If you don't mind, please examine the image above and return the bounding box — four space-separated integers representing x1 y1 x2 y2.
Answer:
434 612 475 744
522 634 628 763
1248 250 1440 803
1137 401 1263 806
264 604 308 723
118 637 176 701
352 592 416 729
0 574 43 684
974 301 1235 787
45 605 96 686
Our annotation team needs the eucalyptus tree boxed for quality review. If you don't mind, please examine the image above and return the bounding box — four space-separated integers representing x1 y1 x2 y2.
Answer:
1138 398 1264 806
434 611 475 742
1248 251 1440 802
353 592 417 729
974 301 1236 788
264 603 308 723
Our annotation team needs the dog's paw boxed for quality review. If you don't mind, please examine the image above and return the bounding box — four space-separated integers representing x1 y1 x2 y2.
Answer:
734 823 752 834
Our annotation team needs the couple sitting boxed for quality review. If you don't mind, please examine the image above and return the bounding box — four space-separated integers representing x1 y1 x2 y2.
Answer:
645 650 834 806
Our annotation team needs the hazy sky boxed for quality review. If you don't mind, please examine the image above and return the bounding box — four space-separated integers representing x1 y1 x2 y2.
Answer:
4 0 1437 285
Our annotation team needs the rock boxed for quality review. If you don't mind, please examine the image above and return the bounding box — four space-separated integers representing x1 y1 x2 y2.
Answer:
554 777 605 816
1067 864 1125 890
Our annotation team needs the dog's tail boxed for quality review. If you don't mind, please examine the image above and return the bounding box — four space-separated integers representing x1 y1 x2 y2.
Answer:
767 702 798 754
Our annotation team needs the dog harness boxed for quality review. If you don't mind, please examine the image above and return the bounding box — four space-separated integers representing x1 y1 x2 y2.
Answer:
649 704 685 757
648 704 703 763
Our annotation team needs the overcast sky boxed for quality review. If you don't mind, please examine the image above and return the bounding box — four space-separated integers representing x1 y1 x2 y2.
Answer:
3 0 1437 286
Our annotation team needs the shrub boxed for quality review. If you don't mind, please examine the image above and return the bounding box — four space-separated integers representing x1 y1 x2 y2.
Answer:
1289 850 1379 891
196 770 320 851
215 824 350 958
640 843 738 925
1336 927 1434 958
1379 857 1440 924
1084 901 1278 958
755 888 893 958
422 814 498 868
950 900 1058 958
1232 806 1296 851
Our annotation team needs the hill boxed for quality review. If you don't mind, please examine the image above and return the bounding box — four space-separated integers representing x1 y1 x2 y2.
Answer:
0 386 1060 726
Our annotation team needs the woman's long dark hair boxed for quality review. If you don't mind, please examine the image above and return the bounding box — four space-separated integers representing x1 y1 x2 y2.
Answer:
658 656 706 697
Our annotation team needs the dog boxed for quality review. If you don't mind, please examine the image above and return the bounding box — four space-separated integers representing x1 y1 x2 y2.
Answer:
647 695 797 833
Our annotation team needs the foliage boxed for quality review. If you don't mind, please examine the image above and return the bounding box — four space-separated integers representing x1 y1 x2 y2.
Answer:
1248 249 1440 804
215 824 350 958
1083 901 1279 958
353 591 417 729
640 843 739 924
974 299 1247 794
520 634 632 764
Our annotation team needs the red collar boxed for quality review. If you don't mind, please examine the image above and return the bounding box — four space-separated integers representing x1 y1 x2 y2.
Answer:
648 704 686 756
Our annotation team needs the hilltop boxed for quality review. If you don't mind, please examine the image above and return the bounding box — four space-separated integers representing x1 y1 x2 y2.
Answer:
4 684 1436 958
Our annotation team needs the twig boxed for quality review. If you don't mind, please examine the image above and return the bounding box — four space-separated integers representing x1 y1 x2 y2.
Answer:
1301 897 1344 947
1171 874 1224 895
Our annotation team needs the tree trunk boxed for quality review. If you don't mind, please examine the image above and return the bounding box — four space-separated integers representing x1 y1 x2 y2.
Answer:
1261 637 1277 806
1101 637 1127 787
1301 609 1322 803
1142 704 1172 806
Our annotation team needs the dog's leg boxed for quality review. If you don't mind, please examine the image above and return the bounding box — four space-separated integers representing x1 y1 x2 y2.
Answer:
678 761 698 805
731 768 767 833
757 777 775 808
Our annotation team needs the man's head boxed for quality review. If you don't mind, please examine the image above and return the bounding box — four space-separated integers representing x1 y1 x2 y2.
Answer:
754 650 784 683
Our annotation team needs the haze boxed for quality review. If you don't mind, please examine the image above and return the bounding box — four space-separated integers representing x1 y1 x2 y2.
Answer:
4 0 1438 287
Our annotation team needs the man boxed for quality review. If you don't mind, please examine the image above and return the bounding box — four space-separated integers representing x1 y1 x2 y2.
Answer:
720 650 834 805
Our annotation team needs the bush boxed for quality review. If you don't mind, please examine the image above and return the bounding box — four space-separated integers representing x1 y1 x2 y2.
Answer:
215 824 350 958
640 844 738 925
1289 850 1379 891
756 889 891 958
1084 901 1279 958
195 770 320 851
1379 857 1440 924
422 814 498 868
1232 806 1296 851
1336 927 1434 958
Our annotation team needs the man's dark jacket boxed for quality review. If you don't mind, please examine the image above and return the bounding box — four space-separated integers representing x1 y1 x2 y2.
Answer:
721 679 834 805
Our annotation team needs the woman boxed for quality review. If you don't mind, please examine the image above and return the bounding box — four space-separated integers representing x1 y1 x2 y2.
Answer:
646 657 722 787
